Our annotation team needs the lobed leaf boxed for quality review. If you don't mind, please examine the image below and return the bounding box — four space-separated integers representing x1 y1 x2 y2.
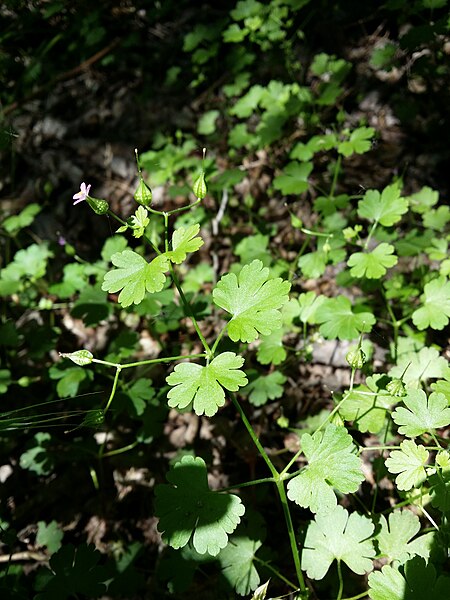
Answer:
368 557 450 600
412 277 450 331
315 295 375 340
166 352 247 417
302 505 375 579
385 440 429 491
287 424 364 514
347 243 398 279
392 389 450 437
213 260 291 343
102 250 169 307
339 375 392 434
155 455 245 556
376 510 433 564
241 371 286 406
338 126 375 157
168 223 204 264
358 183 408 226
272 161 313 195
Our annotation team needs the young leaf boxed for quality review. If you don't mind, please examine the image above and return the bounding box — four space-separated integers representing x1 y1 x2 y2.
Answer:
315 295 375 340
59 350 93 367
241 371 286 406
256 329 286 365
298 292 327 324
168 224 204 264
376 510 432 564
358 183 408 226
385 440 429 491
347 243 398 279
389 347 450 386
234 233 271 267
36 520 64 554
272 161 313 195
166 352 247 417
423 205 450 230
127 378 155 416
35 543 109 599
302 505 375 579
392 390 450 437
338 126 375 157
297 250 327 279
251 580 270 600
129 206 150 238
155 455 245 556
429 468 450 511
339 375 392 434
2 203 41 234
287 424 364 514
213 260 291 343
412 277 450 331
197 110 219 135
218 535 262 596
406 186 439 214
102 251 169 307
368 557 450 600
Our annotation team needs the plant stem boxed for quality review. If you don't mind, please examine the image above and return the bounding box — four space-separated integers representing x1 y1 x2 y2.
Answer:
341 592 369 600
230 394 278 478
230 394 307 595
336 560 344 600
275 478 307 594
216 476 275 493
300 227 333 238
253 556 299 590
330 154 341 199
384 297 399 362
120 353 207 370
430 430 443 450
103 367 121 414
289 238 309 282
166 198 201 216
358 445 401 453
209 325 228 356
364 221 378 250
89 466 100 490
169 262 211 355
101 440 139 458
349 367 356 392
281 392 350 477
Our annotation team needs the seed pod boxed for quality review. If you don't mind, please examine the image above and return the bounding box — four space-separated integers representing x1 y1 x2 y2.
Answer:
87 196 109 215
82 409 105 428
134 177 152 206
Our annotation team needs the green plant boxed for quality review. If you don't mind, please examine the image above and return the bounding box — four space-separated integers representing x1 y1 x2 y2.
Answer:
34 140 446 598
2 2 450 598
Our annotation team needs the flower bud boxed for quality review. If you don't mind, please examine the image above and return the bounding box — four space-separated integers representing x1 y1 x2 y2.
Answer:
193 171 207 199
134 177 152 206
386 378 406 397
86 196 109 215
346 347 366 370
331 412 345 427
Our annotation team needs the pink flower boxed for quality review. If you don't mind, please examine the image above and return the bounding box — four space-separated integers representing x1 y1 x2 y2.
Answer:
73 182 91 205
